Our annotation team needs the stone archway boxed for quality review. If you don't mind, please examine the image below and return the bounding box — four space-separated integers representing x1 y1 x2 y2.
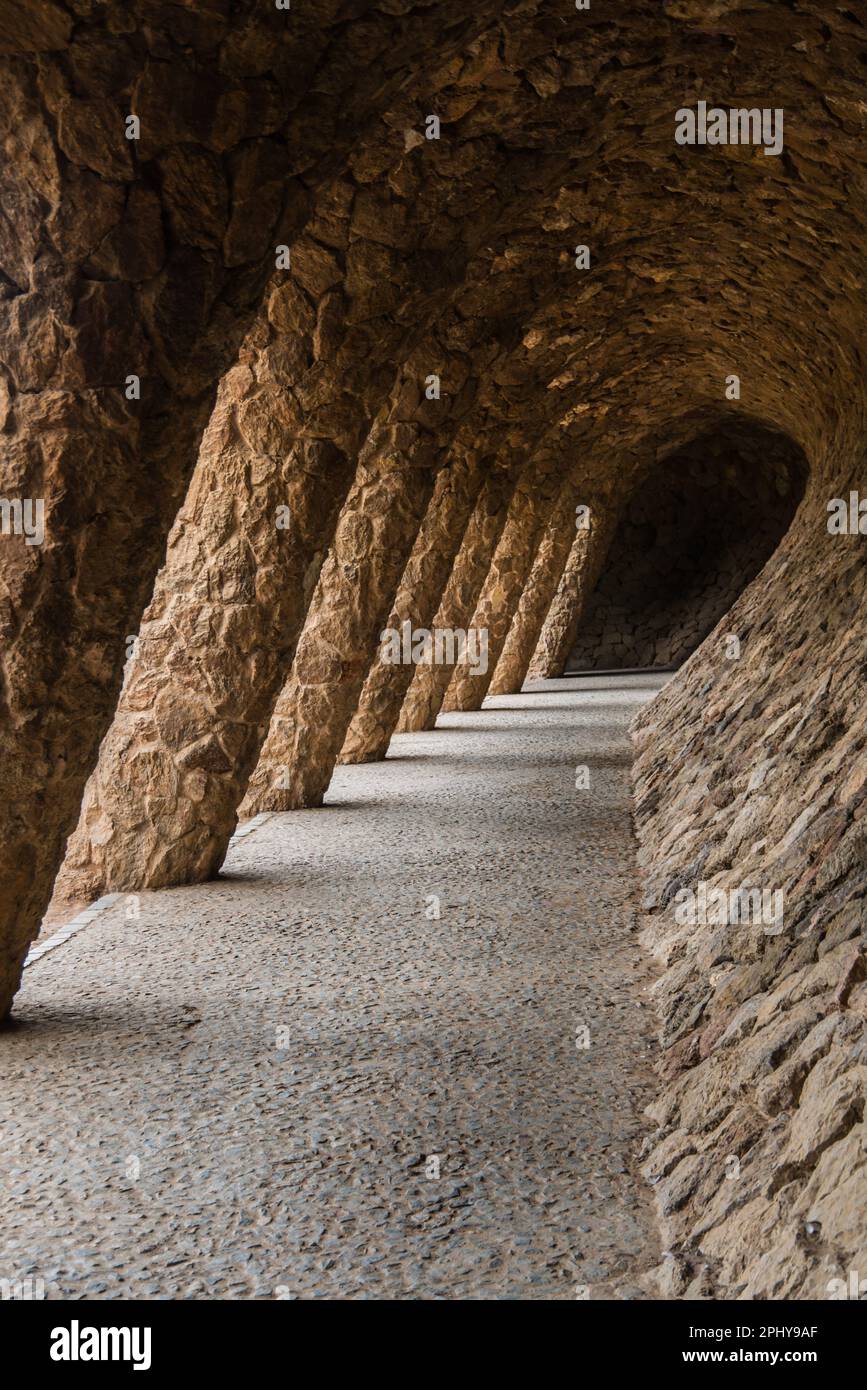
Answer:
566 420 808 674
0 0 865 1310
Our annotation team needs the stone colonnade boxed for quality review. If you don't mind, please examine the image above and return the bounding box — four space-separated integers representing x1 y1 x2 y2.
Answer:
2 0 867 1304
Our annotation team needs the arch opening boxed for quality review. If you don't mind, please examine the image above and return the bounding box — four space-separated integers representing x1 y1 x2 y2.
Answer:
565 419 809 675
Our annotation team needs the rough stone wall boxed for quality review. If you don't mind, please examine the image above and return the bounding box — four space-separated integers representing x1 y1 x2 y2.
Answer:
631 442 867 1300
568 427 806 674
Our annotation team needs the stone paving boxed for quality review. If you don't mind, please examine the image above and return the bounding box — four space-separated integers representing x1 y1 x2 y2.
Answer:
1 675 666 1301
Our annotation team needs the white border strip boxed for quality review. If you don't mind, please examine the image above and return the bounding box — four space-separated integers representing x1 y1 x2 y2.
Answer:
229 811 274 841
24 893 123 968
24 814 274 969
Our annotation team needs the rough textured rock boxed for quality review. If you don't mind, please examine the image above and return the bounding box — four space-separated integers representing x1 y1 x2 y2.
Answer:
0 21 296 1015
443 457 563 712
338 455 485 765
240 427 438 814
398 466 519 733
528 500 618 681
54 310 359 903
51 119 499 898
489 475 584 696
1 0 865 1305
0 0 506 1017
631 448 867 1299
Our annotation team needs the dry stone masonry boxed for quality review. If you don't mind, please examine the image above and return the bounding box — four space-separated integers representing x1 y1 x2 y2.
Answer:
0 0 865 1305
338 454 485 765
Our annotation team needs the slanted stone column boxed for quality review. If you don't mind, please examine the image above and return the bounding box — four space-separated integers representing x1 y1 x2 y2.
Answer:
0 0 510 1018
487 477 583 696
442 459 561 712
337 457 485 765
396 466 519 733
528 503 618 679
241 446 438 815
56 306 365 903
0 46 300 1019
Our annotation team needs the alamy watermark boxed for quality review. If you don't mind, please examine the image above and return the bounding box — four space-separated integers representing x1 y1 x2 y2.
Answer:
827 491 867 534
675 102 784 157
50 1321 152 1371
674 880 784 935
379 621 488 676
1 1274 48 1300
827 1269 867 1300
0 497 44 546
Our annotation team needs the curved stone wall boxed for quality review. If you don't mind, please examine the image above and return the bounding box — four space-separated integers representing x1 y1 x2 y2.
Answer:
631 432 867 1298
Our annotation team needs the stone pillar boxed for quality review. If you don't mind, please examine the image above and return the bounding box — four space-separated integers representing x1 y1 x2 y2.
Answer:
56 303 365 903
442 459 561 712
337 457 485 765
0 47 299 1019
528 504 618 680
396 466 519 733
241 448 438 815
487 477 582 696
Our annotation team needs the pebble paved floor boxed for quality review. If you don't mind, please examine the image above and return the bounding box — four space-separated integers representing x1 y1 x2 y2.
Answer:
1 674 667 1301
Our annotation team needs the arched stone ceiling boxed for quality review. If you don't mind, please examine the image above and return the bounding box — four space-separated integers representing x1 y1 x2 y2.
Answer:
250 0 867 507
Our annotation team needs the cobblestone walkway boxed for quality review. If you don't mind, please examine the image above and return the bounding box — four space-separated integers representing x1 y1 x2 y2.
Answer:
1 676 665 1300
